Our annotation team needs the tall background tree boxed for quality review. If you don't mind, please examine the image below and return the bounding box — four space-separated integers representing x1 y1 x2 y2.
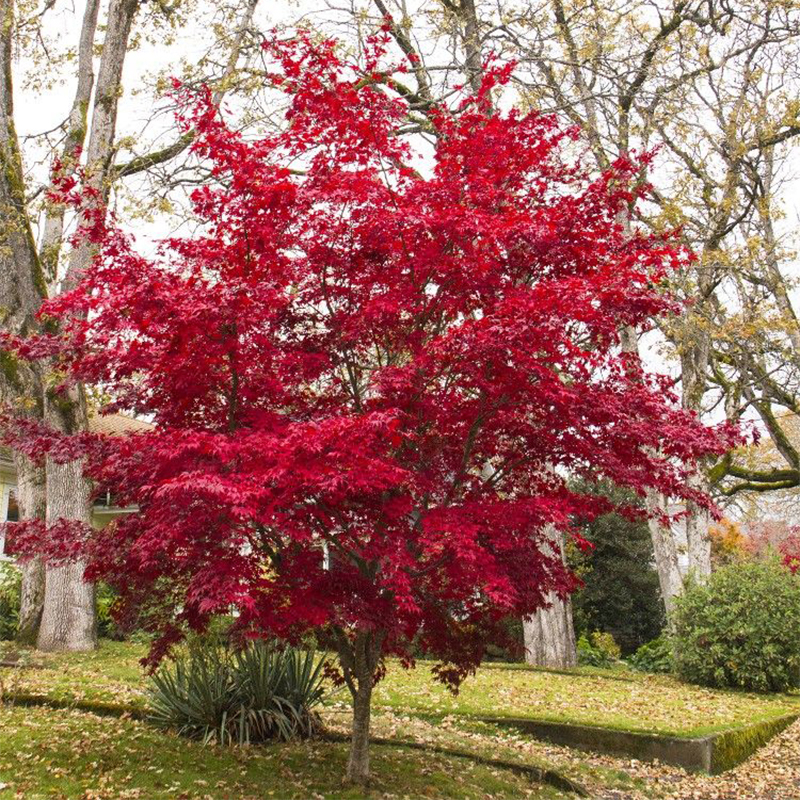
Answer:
0 0 262 650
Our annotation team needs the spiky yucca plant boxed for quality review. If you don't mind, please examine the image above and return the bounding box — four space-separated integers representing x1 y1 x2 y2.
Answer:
149 641 326 744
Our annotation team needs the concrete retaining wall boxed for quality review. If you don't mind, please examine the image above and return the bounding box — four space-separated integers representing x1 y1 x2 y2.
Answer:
480 713 799 774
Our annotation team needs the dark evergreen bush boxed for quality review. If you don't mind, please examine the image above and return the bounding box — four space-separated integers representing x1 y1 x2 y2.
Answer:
673 559 800 693
570 482 665 654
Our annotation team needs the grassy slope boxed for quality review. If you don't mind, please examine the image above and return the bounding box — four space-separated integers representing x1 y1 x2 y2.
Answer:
374 661 800 737
4 641 799 738
0 704 562 800
0 642 584 799
5 641 796 798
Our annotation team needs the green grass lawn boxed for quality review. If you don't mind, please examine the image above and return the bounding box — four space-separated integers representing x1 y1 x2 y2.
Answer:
6 641 798 737
374 660 800 737
0 703 563 799
1 640 148 709
0 642 590 799
2 640 799 798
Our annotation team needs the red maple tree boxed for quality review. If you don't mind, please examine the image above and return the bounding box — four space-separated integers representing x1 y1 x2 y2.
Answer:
11 34 736 782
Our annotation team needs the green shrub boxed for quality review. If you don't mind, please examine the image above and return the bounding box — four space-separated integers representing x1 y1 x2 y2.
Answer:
149 640 327 744
569 481 665 654
96 583 125 640
0 561 21 641
628 634 673 674
577 631 621 668
673 559 800 693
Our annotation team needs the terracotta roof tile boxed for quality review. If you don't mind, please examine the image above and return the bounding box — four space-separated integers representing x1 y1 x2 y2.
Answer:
88 413 154 436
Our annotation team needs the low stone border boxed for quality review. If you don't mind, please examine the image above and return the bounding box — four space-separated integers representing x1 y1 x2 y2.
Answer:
5 690 794 780
479 713 800 774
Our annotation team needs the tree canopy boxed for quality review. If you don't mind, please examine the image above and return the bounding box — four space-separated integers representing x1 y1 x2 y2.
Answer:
6 32 736 782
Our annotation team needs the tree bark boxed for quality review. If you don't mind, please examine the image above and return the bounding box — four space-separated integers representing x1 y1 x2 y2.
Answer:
619 329 685 616
684 478 711 582
38 0 101 288
62 0 139 293
522 527 577 669
33 0 139 653
36 380 96 652
523 593 577 669
348 669 374 785
680 327 713 582
36 455 96 652
1 0 51 646
334 628 383 786
645 489 683 617
13 453 46 644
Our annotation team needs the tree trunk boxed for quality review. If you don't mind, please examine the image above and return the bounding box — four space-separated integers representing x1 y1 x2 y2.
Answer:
680 334 713 583
36 452 96 652
13 453 46 644
685 493 711 581
523 526 577 669
348 671 373 785
646 489 684 617
334 628 383 786
620 329 686 617
523 592 577 669
28 421 96 657
34 0 137 653
17 558 45 645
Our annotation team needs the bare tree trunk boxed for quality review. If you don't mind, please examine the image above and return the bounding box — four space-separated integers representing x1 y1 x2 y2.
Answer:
36 386 96 652
62 0 139 293
39 0 101 288
17 558 45 644
646 489 683 617
34 0 139 653
523 594 577 669
36 455 96 652
455 0 484 94
684 482 711 581
348 668 373 784
0 0 51 646
619 329 685 615
522 527 577 669
13 453 46 644
680 333 713 582
334 628 383 786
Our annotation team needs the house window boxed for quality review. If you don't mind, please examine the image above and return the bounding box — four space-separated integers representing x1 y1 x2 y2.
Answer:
0 484 18 557
6 489 18 522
